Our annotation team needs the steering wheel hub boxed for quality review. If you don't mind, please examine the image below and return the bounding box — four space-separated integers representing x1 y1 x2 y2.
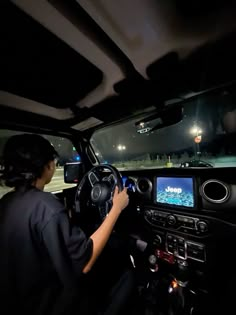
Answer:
91 182 111 205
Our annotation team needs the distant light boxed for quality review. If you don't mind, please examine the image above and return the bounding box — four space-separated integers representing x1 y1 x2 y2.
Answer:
140 122 145 128
73 147 76 151
117 144 126 151
75 156 81 161
190 127 198 134
190 126 202 135
95 152 100 156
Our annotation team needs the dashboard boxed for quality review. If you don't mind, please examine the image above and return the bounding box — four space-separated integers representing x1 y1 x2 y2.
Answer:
121 167 236 292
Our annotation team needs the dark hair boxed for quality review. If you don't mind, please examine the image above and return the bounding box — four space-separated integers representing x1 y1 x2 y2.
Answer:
2 134 58 187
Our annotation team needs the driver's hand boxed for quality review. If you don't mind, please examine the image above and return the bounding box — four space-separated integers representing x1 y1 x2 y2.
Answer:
112 186 129 212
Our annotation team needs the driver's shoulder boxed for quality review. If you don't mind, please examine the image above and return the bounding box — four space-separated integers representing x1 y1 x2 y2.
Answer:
34 189 65 213
28 189 66 230
21 189 65 227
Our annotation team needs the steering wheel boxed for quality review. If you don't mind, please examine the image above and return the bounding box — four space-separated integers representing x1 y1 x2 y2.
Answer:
75 164 123 220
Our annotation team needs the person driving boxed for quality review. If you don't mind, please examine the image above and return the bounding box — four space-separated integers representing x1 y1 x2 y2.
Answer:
0 134 129 315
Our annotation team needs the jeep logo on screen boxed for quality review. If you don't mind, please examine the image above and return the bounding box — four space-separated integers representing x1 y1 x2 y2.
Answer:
165 186 182 194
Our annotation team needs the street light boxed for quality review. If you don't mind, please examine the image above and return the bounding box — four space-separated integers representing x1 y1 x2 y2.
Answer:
117 144 126 151
190 126 202 135
190 125 203 157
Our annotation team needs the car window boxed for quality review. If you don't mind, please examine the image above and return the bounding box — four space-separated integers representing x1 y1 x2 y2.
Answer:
0 130 78 198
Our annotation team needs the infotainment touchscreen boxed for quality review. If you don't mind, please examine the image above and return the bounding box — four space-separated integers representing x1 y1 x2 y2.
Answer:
156 177 194 208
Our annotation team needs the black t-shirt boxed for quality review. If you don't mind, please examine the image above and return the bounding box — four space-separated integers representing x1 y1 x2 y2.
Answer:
0 187 93 315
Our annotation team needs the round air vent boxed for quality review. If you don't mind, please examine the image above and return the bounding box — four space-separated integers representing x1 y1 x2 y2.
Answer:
137 178 152 194
201 180 230 203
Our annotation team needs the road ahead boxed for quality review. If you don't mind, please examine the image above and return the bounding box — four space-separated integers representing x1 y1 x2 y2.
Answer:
0 168 76 199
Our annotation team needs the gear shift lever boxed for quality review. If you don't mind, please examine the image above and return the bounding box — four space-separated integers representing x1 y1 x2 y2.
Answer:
175 259 189 287
166 260 190 315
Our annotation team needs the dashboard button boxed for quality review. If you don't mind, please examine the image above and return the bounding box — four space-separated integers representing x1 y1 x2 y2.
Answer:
145 210 152 218
187 243 205 261
179 227 191 234
167 244 174 253
178 247 186 258
187 219 195 228
178 238 185 246
154 235 162 245
197 221 208 233
167 215 177 226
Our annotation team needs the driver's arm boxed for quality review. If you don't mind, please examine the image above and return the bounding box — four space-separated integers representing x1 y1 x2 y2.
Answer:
82 187 128 273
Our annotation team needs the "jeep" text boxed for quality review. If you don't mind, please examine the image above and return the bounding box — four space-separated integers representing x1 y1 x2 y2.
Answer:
165 186 182 194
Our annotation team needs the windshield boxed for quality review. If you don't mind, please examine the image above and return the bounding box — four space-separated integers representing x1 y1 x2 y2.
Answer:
91 88 236 169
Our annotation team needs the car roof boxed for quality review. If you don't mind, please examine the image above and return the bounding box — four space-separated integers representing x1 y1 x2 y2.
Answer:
1 0 236 136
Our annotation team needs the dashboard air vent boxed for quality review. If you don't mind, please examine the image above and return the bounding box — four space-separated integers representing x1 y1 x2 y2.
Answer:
137 178 152 194
201 179 229 203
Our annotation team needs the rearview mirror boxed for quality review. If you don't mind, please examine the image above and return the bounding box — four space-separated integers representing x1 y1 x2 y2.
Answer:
135 105 183 134
64 162 84 184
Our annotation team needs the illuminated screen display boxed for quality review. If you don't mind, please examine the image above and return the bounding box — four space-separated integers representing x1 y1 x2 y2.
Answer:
122 176 128 187
156 177 194 208
122 176 136 192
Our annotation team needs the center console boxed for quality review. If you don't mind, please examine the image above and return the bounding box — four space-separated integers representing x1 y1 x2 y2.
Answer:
144 209 208 263
143 175 209 265
122 168 236 314
138 176 211 314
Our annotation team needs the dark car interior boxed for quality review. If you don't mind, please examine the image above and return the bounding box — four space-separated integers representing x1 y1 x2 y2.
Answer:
1 0 236 314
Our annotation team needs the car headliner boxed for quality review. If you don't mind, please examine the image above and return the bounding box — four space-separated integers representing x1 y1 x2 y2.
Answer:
0 0 236 136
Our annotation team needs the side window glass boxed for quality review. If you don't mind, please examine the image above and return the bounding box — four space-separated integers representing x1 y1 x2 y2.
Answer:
0 130 80 198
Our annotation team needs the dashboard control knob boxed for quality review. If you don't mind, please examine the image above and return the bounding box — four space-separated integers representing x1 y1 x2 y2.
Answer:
197 221 208 233
145 210 152 219
154 235 162 245
148 254 157 265
167 215 177 226
148 255 159 272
